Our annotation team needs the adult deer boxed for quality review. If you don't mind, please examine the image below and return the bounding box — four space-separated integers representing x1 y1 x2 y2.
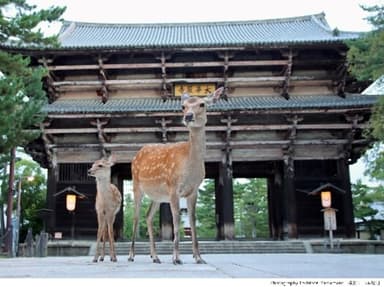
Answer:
88 155 122 262
128 87 224 264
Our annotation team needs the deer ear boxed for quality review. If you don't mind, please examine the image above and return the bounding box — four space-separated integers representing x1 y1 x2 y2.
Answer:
107 154 116 166
181 92 190 104
205 87 224 105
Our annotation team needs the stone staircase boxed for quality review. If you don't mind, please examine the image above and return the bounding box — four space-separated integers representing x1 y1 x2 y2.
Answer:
111 240 307 255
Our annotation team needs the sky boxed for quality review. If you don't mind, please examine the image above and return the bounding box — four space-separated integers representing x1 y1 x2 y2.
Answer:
28 0 382 184
29 0 381 31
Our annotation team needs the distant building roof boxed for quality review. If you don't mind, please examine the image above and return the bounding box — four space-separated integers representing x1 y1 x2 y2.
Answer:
58 13 360 49
363 75 384 95
44 94 378 114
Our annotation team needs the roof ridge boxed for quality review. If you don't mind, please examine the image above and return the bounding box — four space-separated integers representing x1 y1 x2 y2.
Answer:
60 13 325 28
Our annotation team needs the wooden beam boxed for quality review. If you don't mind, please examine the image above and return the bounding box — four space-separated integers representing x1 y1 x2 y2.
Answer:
44 106 372 119
41 123 368 135
280 50 293 100
90 119 110 157
97 56 109 103
51 76 316 87
47 138 368 151
47 59 290 71
39 122 54 168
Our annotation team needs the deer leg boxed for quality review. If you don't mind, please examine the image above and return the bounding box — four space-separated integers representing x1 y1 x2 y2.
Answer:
100 221 107 262
93 213 104 262
146 201 161 263
107 218 117 262
169 193 182 265
187 192 206 264
128 191 143 262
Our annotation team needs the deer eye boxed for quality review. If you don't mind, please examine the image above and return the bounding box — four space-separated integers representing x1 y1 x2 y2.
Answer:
199 103 205 108
182 105 186 110
98 164 103 168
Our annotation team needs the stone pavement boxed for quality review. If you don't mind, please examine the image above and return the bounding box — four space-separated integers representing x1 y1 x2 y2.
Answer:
0 253 384 280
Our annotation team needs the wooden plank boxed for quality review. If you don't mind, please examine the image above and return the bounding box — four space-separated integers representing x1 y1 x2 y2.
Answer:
52 76 317 87
41 123 367 135
44 106 372 118
48 139 367 151
53 146 346 163
47 59 290 71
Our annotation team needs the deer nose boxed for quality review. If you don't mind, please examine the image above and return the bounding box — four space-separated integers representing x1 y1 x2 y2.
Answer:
184 113 194 122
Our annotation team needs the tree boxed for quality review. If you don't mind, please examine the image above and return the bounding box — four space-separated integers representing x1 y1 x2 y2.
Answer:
233 178 269 238
352 180 384 239
347 5 384 82
0 1 65 157
347 4 384 182
0 152 46 241
14 157 47 241
196 179 216 238
196 178 269 239
123 191 160 240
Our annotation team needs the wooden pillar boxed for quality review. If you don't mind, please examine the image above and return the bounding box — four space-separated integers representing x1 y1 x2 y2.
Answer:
160 203 173 240
268 164 284 240
111 174 124 240
215 161 234 240
214 177 223 240
46 166 57 235
338 158 355 238
282 155 298 239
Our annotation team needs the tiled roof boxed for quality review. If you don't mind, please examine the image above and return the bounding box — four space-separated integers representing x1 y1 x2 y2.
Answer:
44 94 378 115
58 13 360 49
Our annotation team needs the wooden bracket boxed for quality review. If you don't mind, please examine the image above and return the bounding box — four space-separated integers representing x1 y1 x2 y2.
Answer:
220 115 238 177
40 122 54 168
155 117 172 143
280 50 294 100
157 52 172 100
90 119 110 157
97 56 109 103
333 62 348 98
39 57 60 102
343 114 364 159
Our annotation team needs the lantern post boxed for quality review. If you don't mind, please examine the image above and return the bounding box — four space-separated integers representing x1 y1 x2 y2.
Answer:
321 191 337 249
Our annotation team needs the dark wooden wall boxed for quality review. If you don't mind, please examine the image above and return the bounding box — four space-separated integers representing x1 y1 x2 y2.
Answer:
45 158 355 240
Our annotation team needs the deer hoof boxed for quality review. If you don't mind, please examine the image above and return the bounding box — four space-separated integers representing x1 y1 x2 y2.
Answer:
128 257 134 262
196 258 206 264
153 258 161 264
92 258 98 263
111 257 117 262
173 259 183 265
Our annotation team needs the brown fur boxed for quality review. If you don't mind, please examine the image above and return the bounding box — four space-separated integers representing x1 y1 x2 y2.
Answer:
128 87 224 264
88 155 122 262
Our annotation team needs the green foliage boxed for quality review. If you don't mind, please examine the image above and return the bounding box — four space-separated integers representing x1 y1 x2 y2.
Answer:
0 57 48 154
347 4 384 183
362 143 384 181
233 178 269 238
0 0 65 47
352 180 384 239
123 178 270 240
0 1 65 156
0 152 47 241
196 178 269 239
14 157 47 240
123 192 160 240
196 179 216 238
347 5 384 81
347 30 384 81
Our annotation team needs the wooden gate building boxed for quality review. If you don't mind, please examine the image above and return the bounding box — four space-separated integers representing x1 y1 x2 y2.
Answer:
11 13 378 240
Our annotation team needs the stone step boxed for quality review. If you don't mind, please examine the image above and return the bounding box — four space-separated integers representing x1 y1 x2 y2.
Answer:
109 241 307 255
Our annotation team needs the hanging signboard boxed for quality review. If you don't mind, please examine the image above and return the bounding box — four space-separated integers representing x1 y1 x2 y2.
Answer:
174 83 216 97
323 208 337 231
